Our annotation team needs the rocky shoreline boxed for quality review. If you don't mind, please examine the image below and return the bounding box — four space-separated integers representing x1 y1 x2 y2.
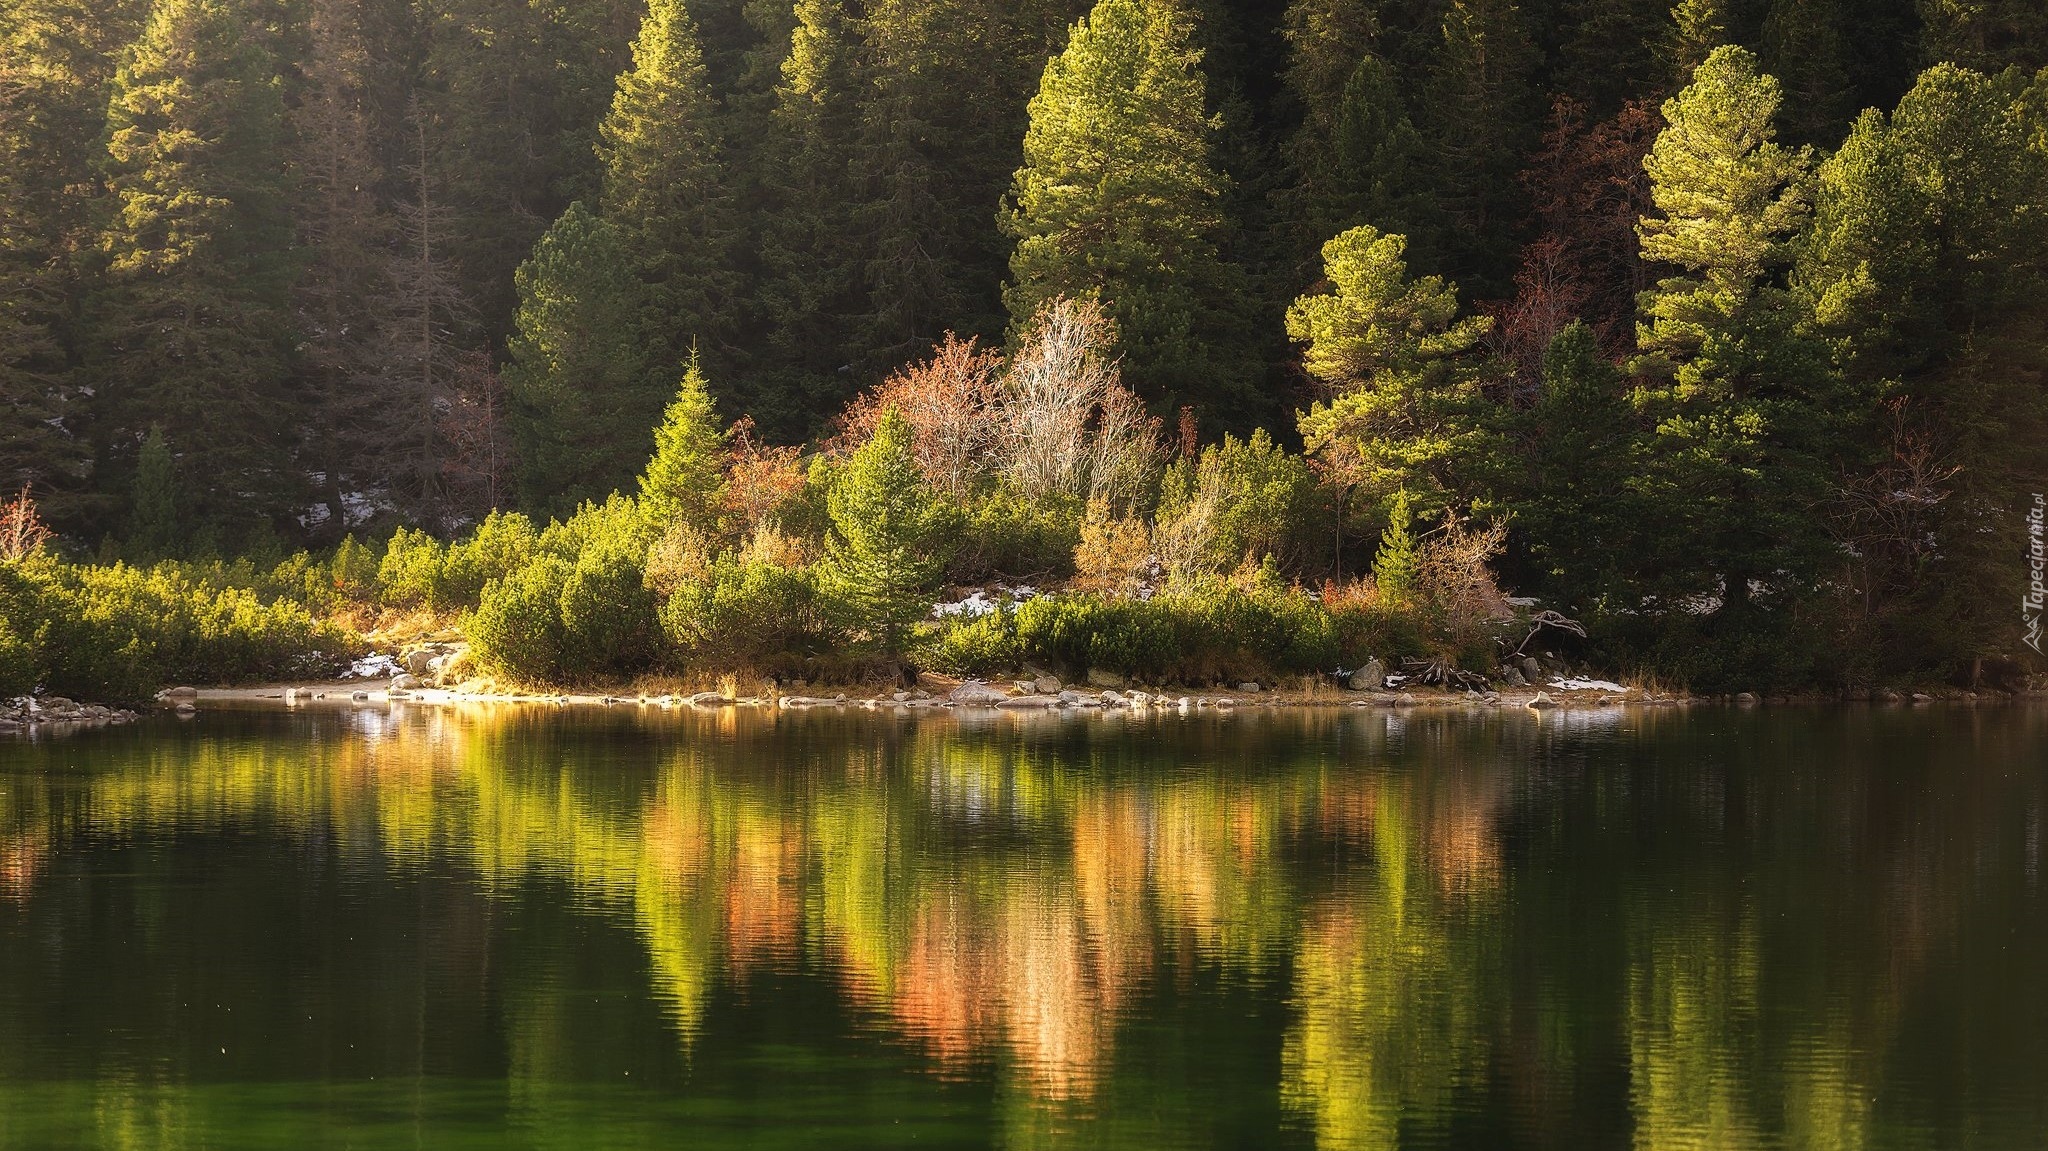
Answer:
0 695 143 734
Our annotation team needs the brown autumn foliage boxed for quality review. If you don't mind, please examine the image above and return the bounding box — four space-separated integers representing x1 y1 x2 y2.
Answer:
1487 96 1662 387
0 486 56 562
721 416 807 536
833 333 1005 500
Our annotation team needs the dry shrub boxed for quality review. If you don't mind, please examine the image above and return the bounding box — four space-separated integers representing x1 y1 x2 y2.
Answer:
1416 511 1513 651
722 416 807 536
1001 297 1161 509
644 522 714 598
833 334 1004 499
1072 500 1155 597
1 487 56 562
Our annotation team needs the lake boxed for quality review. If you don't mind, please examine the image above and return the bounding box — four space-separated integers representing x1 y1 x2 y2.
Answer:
1 701 2044 1149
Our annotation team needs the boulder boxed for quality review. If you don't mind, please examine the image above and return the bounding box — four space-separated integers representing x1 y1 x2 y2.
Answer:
1519 657 1542 683
160 686 199 701
997 694 1060 709
1099 690 1126 707
404 649 435 676
390 674 424 691
1057 690 1086 706
1346 659 1386 691
686 691 733 707
1034 676 1063 695
1128 690 1153 709
1236 681 1262 694
1525 692 1559 711
1085 668 1127 690
1734 691 1759 704
949 681 1009 707
1501 666 1528 688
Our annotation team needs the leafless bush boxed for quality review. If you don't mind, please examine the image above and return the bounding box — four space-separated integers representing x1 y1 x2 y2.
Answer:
835 333 1005 499
999 298 1161 509
0 486 55 562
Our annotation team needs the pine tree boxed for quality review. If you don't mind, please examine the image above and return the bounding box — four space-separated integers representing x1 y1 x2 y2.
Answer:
1514 322 1640 609
750 0 862 439
93 0 296 534
1003 0 1257 422
1289 225 1495 515
504 202 657 516
820 407 956 654
1662 0 1738 82
1282 49 1432 281
290 0 395 538
637 352 728 535
597 0 741 390
1633 46 1844 625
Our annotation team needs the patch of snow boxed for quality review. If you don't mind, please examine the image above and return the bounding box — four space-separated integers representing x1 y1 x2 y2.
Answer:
1551 676 1627 693
1505 595 1540 608
348 653 401 679
933 590 1000 619
1383 674 1407 688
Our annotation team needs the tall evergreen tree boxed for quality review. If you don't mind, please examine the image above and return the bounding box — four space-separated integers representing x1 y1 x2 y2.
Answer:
1280 19 1433 283
1761 0 1857 146
597 0 741 392
752 0 862 441
1632 46 1845 631
1289 225 1495 516
1917 0 2048 72
0 0 147 513
290 0 395 538
504 202 657 516
1003 0 1258 423
93 0 296 535
1513 322 1640 609
1416 0 1540 295
1557 0 1675 113
851 0 1085 368
1796 64 2048 670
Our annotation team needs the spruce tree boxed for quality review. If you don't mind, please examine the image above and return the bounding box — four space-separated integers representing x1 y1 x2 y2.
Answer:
1003 0 1258 422
1558 0 1676 113
504 202 657 517
128 424 180 558
1633 46 1843 627
637 353 728 536
1761 0 1857 146
0 0 144 511
1371 488 1421 605
851 0 1084 368
1282 50 1432 282
94 0 296 533
1289 225 1495 516
597 0 740 391
820 408 956 655
1515 322 1640 609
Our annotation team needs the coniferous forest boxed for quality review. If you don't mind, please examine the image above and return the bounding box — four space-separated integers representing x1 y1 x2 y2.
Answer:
2 0 2046 695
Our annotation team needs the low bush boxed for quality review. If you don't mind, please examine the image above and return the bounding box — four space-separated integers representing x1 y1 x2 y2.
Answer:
467 556 572 684
558 543 659 677
948 490 1082 583
660 552 827 671
1 557 351 700
913 605 1022 677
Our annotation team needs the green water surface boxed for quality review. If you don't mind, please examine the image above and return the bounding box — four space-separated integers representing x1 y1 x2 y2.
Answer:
1 701 2044 1149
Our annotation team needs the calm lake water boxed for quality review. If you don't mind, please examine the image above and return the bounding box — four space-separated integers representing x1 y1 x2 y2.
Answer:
1 702 2045 1149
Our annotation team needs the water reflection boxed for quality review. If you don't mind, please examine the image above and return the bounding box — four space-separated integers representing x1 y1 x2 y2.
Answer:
0 703 2044 1149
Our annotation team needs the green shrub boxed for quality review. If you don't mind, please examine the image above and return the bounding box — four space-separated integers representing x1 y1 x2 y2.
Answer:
915 605 1023 677
949 491 1082 583
439 511 540 608
467 556 572 684
1157 430 1327 574
5 559 350 700
377 527 448 609
558 544 658 677
660 553 825 670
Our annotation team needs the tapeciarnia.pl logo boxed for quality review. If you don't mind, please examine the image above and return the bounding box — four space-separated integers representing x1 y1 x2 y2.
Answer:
2027 493 2045 655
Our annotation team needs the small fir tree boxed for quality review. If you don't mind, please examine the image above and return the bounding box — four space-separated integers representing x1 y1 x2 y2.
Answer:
637 353 728 536
1372 489 1421 606
820 408 956 654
